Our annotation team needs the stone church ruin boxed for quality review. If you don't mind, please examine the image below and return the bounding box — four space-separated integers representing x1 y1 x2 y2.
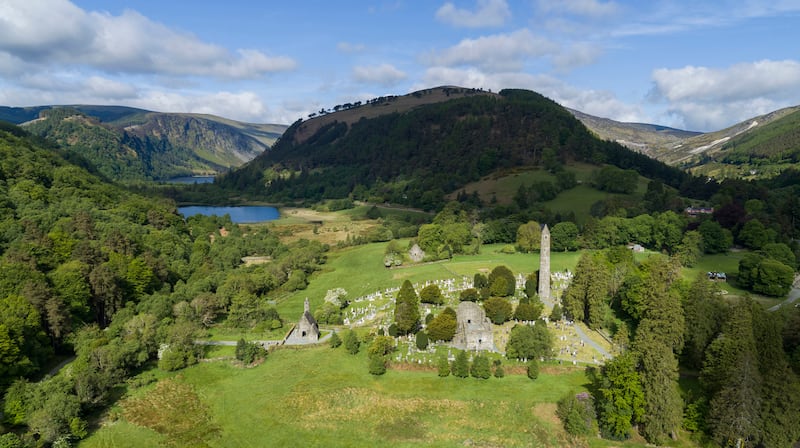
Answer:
284 298 320 344
452 301 495 351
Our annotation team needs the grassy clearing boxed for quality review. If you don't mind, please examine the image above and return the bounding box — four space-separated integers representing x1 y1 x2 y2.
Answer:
682 252 783 307
82 346 599 448
543 184 634 226
276 242 582 320
449 164 601 205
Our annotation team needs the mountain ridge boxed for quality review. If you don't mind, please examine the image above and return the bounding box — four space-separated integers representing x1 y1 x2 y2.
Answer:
0 105 287 182
570 105 800 179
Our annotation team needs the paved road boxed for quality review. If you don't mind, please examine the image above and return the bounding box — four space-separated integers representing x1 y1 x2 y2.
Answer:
573 324 612 359
768 287 800 312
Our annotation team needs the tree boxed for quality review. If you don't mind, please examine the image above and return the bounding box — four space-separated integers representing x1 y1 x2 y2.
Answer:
636 334 683 444
470 354 491 379
562 252 610 329
594 352 645 440
702 300 763 447
427 308 457 342
473 273 488 289
344 331 360 355
487 265 515 297
483 297 513 324
419 284 444 305
676 230 702 267
752 258 794 297
394 280 420 334
452 350 469 378
329 331 342 348
549 303 563 321
368 335 395 358
505 323 553 360
459 288 479 302
698 220 732 254
760 242 797 269
551 222 579 251
682 274 725 370
632 257 685 444
514 300 542 322
515 221 541 253
738 219 770 249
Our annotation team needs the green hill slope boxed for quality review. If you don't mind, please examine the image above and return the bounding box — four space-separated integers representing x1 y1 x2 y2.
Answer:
220 87 686 209
683 107 800 179
1 105 287 182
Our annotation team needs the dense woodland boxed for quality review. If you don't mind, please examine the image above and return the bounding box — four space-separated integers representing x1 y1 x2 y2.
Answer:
0 125 326 445
2 84 800 447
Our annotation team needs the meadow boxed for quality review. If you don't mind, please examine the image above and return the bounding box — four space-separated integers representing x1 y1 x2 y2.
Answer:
76 232 758 448
80 345 665 448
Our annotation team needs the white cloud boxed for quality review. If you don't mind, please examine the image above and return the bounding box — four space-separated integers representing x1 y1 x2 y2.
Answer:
352 64 407 86
84 76 139 100
0 0 295 79
552 42 602 72
425 29 557 72
537 0 619 18
337 42 366 53
651 60 800 130
436 0 511 28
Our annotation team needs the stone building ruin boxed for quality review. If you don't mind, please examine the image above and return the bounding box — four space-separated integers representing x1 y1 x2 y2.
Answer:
284 298 320 344
452 301 494 351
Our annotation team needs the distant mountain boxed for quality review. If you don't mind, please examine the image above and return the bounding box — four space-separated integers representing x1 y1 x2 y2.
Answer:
568 108 701 157
0 105 287 182
570 106 800 180
220 86 687 209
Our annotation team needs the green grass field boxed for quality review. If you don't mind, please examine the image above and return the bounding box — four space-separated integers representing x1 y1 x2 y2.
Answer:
80 345 663 448
276 242 582 320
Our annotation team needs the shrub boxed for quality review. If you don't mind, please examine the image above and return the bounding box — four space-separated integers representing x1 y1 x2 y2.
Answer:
415 331 429 350
470 355 491 379
556 392 596 436
452 350 469 378
235 339 266 364
494 363 505 378
344 331 360 355
419 284 444 305
368 355 387 376
329 332 342 348
437 355 451 377
527 358 539 380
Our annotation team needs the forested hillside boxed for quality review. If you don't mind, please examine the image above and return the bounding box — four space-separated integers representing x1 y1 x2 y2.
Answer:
0 124 327 444
218 88 687 209
1 105 286 183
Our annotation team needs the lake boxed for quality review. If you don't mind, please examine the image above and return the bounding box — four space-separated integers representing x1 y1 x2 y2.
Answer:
166 176 215 184
178 206 280 223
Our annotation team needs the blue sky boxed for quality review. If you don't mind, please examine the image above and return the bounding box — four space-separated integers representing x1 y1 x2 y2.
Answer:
2 0 800 131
